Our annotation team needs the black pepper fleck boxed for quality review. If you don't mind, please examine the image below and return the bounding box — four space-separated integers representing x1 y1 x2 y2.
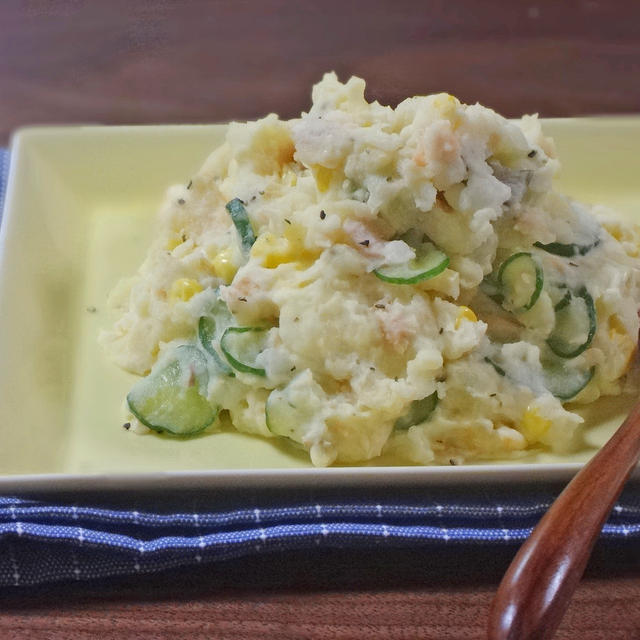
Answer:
370 367 375 371
394 377 399 382
123 422 131 431
528 150 537 158
187 180 193 190
374 303 385 309
290 366 296 372
181 233 187 242
284 218 292 225
359 240 370 247
449 458 458 466
489 393 497 397
86 306 97 313
259 190 265 195
320 210 326 220
178 198 185 205
569 262 578 267
238 297 247 302
439 328 444 335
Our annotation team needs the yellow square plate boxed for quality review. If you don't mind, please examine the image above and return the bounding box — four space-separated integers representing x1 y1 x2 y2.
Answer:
0 120 638 491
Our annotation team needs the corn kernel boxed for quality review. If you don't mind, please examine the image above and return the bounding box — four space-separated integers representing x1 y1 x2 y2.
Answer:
608 314 636 375
251 226 319 270
609 314 627 338
282 169 297 187
210 248 237 284
312 165 332 193
603 221 640 257
520 406 552 443
169 278 202 303
455 306 478 329
166 236 183 251
251 232 294 268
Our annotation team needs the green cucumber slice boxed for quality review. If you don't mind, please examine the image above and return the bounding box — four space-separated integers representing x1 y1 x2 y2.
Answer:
226 198 256 253
265 390 309 443
220 327 269 376
543 362 595 401
373 242 449 284
534 239 600 258
480 276 504 305
394 392 438 430
553 289 572 311
265 372 324 444
498 252 543 312
198 297 235 375
127 345 218 436
546 288 597 358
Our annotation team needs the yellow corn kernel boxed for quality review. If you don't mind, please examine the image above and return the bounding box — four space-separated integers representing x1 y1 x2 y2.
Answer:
251 232 292 268
282 169 298 187
169 278 202 303
251 226 318 270
432 93 459 115
455 306 478 329
312 165 332 193
609 314 627 339
166 235 183 251
210 248 237 284
608 314 636 374
520 406 552 443
603 221 640 257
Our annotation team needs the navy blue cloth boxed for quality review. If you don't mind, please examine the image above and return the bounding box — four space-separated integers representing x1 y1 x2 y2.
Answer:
1 146 639 587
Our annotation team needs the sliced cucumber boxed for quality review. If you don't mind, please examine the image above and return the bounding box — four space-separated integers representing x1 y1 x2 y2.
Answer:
553 289 572 312
534 239 600 258
198 297 235 375
374 242 449 285
220 327 269 376
547 287 597 358
226 198 256 253
265 390 309 443
394 392 438 430
480 276 504 305
498 252 543 313
543 361 595 401
265 372 325 444
127 345 218 436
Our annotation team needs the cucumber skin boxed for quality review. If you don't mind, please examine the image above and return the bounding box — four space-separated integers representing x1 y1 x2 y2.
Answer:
220 327 267 376
484 357 506 377
394 392 438 430
198 315 235 376
497 251 543 312
534 239 599 257
127 391 217 437
544 365 596 401
373 252 449 285
547 288 597 359
226 198 256 253
126 346 218 437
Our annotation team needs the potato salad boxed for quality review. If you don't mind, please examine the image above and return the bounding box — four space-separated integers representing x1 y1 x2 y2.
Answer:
101 73 640 466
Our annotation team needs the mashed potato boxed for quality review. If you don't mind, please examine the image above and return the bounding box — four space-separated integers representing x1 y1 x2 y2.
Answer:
101 73 640 466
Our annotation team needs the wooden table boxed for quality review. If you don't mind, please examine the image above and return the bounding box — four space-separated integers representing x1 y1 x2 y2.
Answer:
2 1 640 637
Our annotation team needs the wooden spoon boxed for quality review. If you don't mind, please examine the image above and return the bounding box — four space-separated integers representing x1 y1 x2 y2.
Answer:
487 400 640 640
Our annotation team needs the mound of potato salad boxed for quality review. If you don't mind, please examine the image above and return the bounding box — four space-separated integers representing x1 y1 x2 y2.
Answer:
101 73 640 467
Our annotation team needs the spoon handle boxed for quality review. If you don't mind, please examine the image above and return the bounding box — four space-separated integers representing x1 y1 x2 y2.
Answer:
487 401 640 640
